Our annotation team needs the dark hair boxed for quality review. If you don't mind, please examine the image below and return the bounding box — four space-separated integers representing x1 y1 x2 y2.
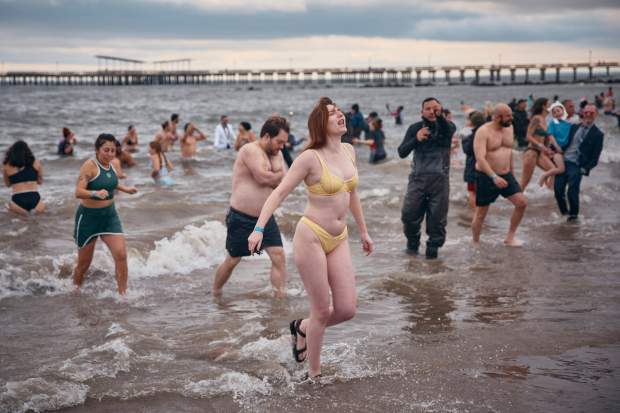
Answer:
240 121 252 131
443 108 451 116
183 122 191 132
220 115 228 121
368 111 378 118
3 140 35 167
517 99 527 105
469 111 486 129
397 105 404 111
352 103 359 112
307 96 334 150
149 141 162 153
114 139 122 156
95 133 116 150
128 125 134 131
422 97 440 108
259 116 289 139
63 127 71 139
161 121 169 129
531 97 548 116
373 118 383 129
171 113 179 122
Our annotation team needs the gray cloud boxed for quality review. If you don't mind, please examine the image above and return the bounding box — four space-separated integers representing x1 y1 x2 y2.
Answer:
0 0 618 47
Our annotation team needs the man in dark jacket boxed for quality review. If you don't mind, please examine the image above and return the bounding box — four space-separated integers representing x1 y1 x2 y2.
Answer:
398 97 456 259
554 104 604 221
461 111 486 210
512 99 529 148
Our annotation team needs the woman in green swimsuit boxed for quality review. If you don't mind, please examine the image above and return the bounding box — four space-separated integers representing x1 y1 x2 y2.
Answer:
72 134 138 295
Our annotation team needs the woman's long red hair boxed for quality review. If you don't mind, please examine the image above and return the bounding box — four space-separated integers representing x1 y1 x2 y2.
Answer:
305 96 334 150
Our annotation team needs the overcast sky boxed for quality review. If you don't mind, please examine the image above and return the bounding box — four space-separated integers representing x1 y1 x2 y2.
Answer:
1 0 619 71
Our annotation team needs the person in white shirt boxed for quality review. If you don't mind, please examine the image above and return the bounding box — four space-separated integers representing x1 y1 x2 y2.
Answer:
562 99 581 125
214 115 235 149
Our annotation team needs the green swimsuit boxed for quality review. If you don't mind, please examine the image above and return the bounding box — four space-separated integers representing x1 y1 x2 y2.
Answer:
73 158 123 248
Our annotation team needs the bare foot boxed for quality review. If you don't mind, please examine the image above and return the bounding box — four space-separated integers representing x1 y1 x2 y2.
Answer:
538 175 547 187
504 238 524 247
545 176 554 190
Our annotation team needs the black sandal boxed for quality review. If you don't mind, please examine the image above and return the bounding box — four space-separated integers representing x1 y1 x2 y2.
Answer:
289 319 307 363
301 372 322 383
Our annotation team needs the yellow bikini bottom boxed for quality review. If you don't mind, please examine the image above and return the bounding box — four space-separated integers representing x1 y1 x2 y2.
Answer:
300 216 348 254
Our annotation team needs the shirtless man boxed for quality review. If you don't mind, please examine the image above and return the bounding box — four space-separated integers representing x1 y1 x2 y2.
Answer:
472 104 528 246
154 121 173 152
180 123 206 158
213 116 290 297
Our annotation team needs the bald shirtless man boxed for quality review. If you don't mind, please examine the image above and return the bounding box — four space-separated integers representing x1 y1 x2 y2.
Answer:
472 104 528 246
213 116 290 297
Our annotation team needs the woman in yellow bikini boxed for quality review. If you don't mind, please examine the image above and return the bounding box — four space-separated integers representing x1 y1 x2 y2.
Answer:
248 97 374 380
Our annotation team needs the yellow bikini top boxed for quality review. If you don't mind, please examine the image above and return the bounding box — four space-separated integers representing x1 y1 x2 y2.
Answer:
306 144 359 196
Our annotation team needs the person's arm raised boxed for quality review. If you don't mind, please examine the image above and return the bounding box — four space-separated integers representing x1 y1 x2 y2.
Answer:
248 151 312 253
398 124 424 158
242 144 284 188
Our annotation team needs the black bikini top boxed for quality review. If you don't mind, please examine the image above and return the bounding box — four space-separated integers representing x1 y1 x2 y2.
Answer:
8 164 38 185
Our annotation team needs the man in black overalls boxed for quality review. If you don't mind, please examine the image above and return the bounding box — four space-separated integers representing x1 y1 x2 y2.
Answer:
398 97 455 259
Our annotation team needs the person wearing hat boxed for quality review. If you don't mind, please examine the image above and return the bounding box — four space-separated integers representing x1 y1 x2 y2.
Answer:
547 102 572 148
461 111 486 210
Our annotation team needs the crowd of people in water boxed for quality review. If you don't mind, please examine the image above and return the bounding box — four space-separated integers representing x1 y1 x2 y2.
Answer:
2 87 616 382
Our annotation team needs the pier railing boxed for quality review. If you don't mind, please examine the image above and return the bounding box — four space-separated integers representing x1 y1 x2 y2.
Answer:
2 62 618 86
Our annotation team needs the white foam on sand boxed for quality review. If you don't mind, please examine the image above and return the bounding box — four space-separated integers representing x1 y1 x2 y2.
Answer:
0 378 88 413
0 253 75 302
105 322 127 338
239 336 292 364
183 371 272 400
129 220 227 278
59 338 134 382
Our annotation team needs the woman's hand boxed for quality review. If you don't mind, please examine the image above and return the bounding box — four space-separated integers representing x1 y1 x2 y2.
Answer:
361 232 374 256
248 231 264 255
93 189 109 199
125 186 138 195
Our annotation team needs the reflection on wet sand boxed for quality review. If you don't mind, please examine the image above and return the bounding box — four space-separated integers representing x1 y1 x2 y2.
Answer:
470 287 527 324
381 277 455 334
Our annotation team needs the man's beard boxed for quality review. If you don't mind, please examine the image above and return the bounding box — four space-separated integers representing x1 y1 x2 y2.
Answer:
501 120 512 128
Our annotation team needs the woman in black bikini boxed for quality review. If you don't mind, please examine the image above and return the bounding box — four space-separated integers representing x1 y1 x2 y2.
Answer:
520 97 556 191
122 125 139 153
3 140 45 215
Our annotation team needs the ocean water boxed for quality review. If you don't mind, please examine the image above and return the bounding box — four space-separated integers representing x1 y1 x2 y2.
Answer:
1 83 619 412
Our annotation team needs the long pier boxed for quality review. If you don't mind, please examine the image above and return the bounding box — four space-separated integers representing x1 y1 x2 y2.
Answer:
2 62 619 87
